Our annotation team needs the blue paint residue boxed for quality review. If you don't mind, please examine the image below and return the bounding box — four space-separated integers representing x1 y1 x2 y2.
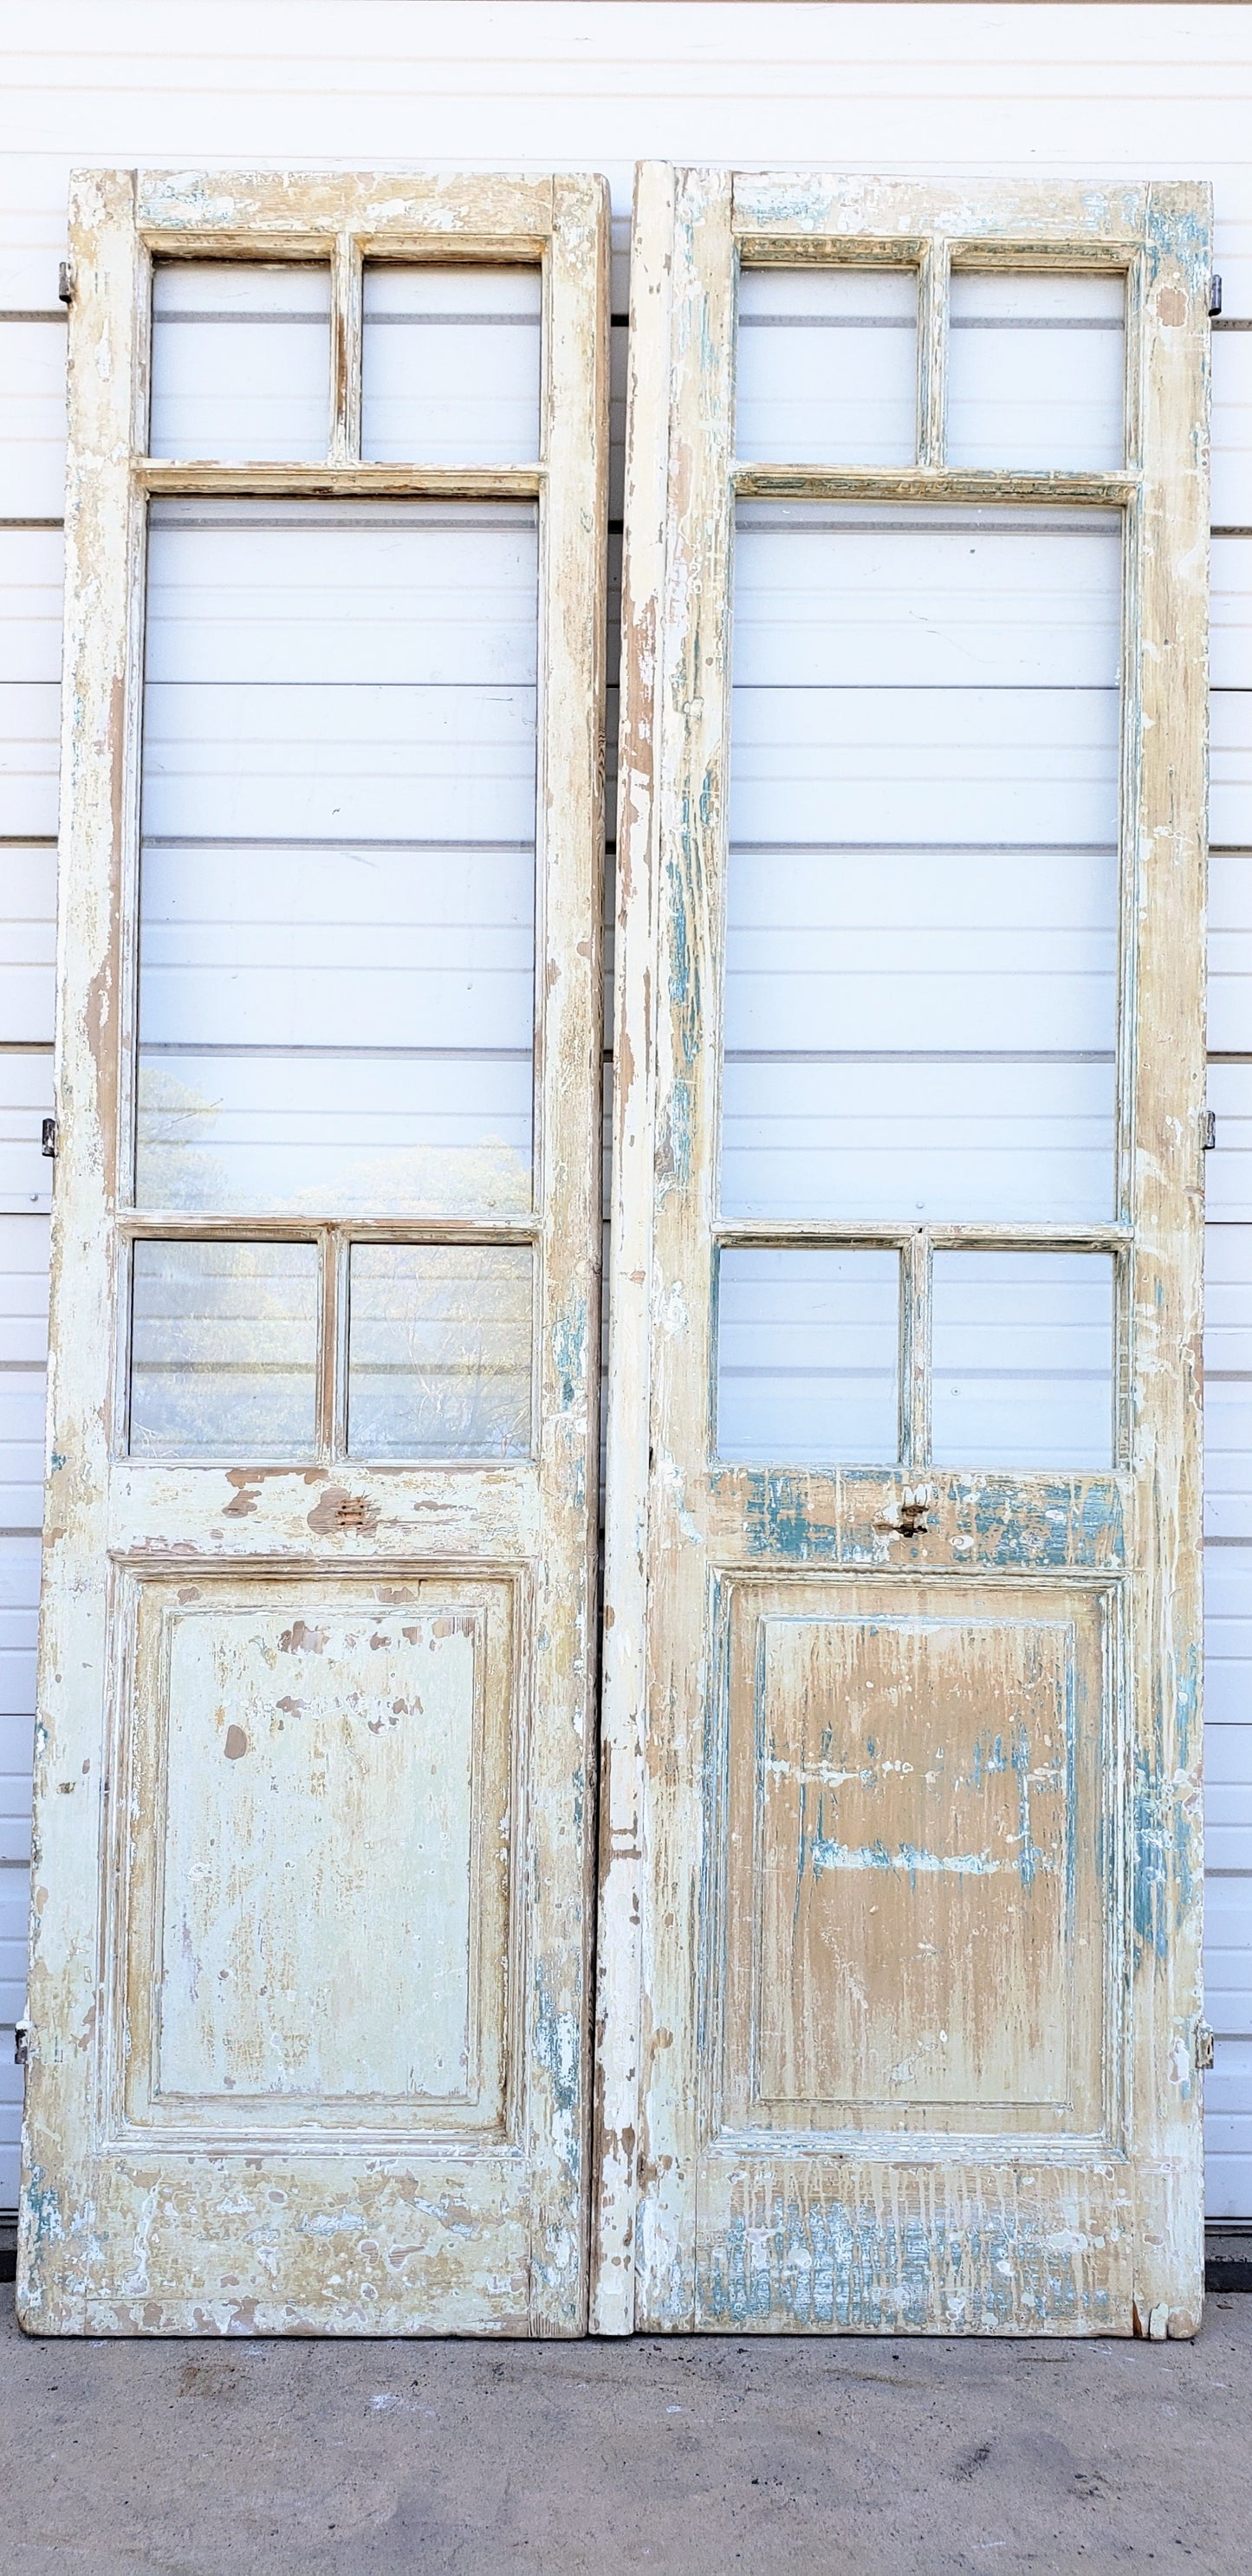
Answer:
533 1963 580 2141
697 2192 1109 2331
660 1075 692 1191
969 1734 1007 1791
22 2164 64 2255
743 1473 837 1562
1132 1741 1172 1963
970 1480 1124 1569
552 1296 587 1413
1012 1723 1041 1891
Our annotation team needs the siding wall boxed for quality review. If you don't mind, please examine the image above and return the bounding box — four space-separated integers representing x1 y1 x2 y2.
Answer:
1 0 1250 2218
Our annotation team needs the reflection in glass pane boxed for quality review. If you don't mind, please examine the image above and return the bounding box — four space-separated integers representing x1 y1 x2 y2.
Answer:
137 498 537 1217
150 265 330 462
736 268 918 465
723 503 1120 1223
948 273 1125 471
362 267 542 463
348 1245 532 1459
931 1252 1114 1470
717 1248 899 1464
130 1241 318 1458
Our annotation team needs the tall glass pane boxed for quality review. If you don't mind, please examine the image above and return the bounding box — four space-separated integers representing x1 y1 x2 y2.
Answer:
723 503 1121 1223
137 498 537 1217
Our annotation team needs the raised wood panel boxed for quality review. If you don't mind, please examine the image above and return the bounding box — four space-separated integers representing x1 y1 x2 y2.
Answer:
117 1570 516 2138
719 1578 1112 2138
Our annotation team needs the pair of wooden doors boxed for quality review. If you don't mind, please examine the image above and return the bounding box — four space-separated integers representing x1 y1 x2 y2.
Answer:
20 165 1210 2337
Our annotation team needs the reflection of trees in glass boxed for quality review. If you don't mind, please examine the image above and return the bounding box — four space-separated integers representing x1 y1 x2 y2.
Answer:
135 1066 231 1214
135 1061 530 1218
131 1090 535 1461
130 1239 319 1460
349 1248 531 1460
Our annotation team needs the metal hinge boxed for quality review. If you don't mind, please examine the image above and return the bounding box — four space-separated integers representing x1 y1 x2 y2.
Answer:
41 1116 56 1160
1210 273 1223 320
13 2021 29 2068
57 259 74 307
1203 1109 1216 1153
1196 2021 1215 2073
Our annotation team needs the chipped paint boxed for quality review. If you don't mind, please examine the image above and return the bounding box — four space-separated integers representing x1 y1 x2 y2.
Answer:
607 168 1208 2339
552 1293 588 1414
21 164 609 2339
697 2182 1121 2333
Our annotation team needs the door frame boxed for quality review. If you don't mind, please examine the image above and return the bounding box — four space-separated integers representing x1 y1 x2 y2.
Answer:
594 166 1211 2336
21 165 608 2336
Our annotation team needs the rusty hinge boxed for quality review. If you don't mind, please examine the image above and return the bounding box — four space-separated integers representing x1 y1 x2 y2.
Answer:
41 1116 56 1159
57 259 74 306
13 2021 29 2068
1203 1109 1216 1154
1195 2021 1215 2073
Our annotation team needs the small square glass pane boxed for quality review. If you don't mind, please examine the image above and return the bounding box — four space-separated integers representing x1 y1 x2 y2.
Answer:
736 268 917 466
130 1240 318 1458
348 1244 532 1460
717 1248 898 1464
362 267 542 463
150 265 330 462
931 1251 1114 1470
948 273 1125 471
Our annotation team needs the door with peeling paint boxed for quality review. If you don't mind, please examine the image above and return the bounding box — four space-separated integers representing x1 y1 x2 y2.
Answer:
19 168 607 2334
595 170 1211 2337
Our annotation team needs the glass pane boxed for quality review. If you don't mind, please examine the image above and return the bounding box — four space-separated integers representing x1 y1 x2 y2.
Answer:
362 266 542 463
130 1240 318 1458
948 272 1125 470
717 1248 898 1464
347 1244 532 1459
931 1252 1114 1470
723 503 1120 1223
736 267 917 466
150 265 330 462
137 498 537 1217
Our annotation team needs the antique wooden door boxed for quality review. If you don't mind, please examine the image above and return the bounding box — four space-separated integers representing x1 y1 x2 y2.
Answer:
20 168 607 2334
594 170 1211 2336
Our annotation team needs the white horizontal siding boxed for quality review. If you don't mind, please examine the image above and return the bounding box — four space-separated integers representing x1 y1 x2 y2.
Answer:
0 0 1250 2220
0 847 55 1046
0 315 66 518
0 1527 41 1902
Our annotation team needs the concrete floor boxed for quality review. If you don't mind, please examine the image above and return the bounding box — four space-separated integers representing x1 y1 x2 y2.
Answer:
2 2285 1250 2574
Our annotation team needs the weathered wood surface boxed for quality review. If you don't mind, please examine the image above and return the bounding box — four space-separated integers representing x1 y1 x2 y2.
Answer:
592 158 673 2336
601 167 1210 2336
19 166 608 2337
